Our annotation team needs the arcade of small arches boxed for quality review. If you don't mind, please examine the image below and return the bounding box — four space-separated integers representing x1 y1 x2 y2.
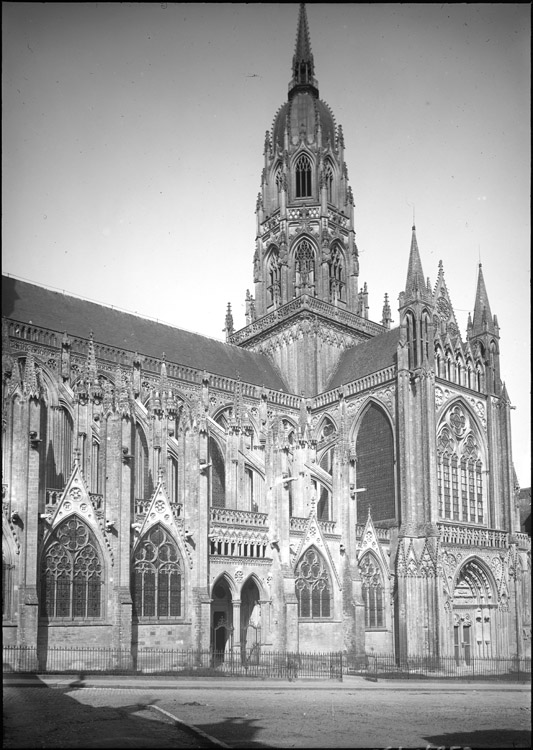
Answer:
264 236 347 310
403 306 495 394
269 152 338 210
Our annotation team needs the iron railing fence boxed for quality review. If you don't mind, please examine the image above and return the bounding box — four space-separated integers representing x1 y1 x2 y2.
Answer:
2 645 343 681
347 652 531 682
4 646 529 682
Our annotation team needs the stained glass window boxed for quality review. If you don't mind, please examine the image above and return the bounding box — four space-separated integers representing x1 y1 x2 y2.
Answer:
132 524 182 619
40 517 102 619
295 547 331 619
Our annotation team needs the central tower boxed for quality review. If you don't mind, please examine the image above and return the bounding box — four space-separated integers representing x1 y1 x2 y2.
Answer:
229 3 385 396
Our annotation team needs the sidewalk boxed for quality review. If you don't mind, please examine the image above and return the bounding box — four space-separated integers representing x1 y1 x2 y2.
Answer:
4 672 530 691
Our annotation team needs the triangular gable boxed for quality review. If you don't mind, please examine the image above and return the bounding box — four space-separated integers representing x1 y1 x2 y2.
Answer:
46 461 113 565
133 480 192 569
291 502 341 590
356 511 390 573
405 539 418 576
433 263 462 343
418 539 437 576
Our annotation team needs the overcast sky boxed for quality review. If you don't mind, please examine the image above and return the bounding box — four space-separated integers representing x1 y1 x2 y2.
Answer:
2 3 530 486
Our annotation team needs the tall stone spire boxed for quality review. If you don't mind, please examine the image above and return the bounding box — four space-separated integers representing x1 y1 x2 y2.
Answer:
290 3 318 97
471 263 495 336
404 225 427 299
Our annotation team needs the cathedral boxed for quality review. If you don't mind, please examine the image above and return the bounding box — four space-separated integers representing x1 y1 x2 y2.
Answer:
2 4 530 668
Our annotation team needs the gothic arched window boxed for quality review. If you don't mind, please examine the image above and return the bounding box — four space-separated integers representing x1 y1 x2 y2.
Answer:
405 311 417 369
317 447 334 521
45 405 74 491
294 240 316 295
323 161 334 202
295 546 331 619
135 424 151 501
437 404 485 523
40 517 103 619
328 246 345 303
209 436 226 508
360 554 384 629
355 403 396 523
167 454 179 505
132 524 182 619
295 153 312 198
267 249 282 307
3 547 15 622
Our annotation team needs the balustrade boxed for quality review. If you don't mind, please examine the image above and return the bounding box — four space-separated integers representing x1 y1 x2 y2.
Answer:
210 507 268 527
438 522 508 548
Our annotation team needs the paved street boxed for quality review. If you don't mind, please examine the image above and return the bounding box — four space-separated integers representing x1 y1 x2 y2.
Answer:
3 675 531 749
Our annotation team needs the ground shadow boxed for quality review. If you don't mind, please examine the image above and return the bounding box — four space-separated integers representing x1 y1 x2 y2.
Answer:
3 674 229 748
192 716 275 748
424 729 531 749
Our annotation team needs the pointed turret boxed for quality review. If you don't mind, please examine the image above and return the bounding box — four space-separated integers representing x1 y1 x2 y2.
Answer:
468 263 500 394
381 293 392 329
471 264 496 336
290 3 318 97
404 225 428 300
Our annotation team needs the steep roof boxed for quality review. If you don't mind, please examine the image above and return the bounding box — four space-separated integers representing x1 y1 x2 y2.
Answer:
2 275 288 391
327 327 401 390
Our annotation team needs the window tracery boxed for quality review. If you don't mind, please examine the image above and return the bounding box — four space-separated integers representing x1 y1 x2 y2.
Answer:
294 240 315 295
132 524 182 619
437 404 485 523
267 249 282 307
295 546 331 619
40 517 103 619
360 553 384 628
295 153 312 198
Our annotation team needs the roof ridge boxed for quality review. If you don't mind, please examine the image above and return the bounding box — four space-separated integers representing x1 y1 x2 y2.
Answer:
1 272 229 345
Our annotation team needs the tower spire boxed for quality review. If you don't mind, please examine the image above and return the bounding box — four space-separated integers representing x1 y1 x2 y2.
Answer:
471 263 495 336
290 3 318 97
404 225 427 298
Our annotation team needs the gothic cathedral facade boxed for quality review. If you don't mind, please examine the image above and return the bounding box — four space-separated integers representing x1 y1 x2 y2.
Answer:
2 5 530 666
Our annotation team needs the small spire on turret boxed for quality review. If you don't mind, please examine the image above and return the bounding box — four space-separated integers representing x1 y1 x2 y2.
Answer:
223 303 234 342
381 293 392 329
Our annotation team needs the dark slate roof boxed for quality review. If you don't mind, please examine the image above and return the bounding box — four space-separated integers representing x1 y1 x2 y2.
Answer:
2 275 288 391
327 327 401 390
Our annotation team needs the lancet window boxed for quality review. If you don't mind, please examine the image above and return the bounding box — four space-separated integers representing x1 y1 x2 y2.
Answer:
167 454 179 504
437 404 485 524
135 424 151 501
209 436 226 508
328 246 345 303
40 517 103 619
44 405 74 491
295 153 312 198
355 403 396 523
360 553 384 629
132 524 182 619
406 311 417 369
2 548 14 621
267 249 282 307
295 546 331 619
323 161 334 202
317 447 333 521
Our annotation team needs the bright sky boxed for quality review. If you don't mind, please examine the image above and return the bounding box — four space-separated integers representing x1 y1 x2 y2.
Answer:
2 3 531 486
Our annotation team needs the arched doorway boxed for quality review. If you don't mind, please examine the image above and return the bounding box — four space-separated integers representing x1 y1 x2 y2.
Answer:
241 578 261 662
452 559 496 664
211 577 233 663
